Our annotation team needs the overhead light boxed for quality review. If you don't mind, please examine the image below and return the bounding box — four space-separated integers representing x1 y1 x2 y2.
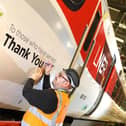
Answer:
112 21 115 24
119 23 126 29
115 37 124 43
123 66 126 70
108 7 120 12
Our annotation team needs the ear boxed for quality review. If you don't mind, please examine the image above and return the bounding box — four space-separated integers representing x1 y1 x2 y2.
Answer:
63 81 70 88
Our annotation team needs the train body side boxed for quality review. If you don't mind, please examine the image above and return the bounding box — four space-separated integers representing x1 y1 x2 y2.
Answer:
0 0 125 123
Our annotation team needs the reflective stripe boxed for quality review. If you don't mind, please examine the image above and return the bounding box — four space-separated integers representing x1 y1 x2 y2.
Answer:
21 120 29 126
56 91 62 115
28 107 53 126
52 91 62 122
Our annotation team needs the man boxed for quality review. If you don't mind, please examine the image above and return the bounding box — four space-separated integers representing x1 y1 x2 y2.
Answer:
21 65 80 126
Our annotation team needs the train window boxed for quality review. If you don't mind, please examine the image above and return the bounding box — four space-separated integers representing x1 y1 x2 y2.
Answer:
63 0 85 11
83 11 101 51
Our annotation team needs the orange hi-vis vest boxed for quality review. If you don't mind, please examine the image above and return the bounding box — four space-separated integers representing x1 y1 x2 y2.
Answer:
21 90 69 126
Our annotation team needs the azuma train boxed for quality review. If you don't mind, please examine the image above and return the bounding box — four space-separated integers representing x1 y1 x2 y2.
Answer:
0 0 126 123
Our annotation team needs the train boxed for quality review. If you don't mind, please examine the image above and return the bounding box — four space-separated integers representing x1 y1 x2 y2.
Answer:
0 0 126 123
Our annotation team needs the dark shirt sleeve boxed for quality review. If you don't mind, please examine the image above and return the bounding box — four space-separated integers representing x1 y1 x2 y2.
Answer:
23 78 58 114
43 75 51 89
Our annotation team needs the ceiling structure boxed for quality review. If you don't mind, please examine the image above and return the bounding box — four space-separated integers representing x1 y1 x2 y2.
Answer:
107 0 126 78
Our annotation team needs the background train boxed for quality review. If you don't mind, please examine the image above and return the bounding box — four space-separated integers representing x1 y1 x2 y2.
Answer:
0 0 126 124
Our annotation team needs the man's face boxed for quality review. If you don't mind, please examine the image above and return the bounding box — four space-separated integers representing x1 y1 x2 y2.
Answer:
52 71 70 89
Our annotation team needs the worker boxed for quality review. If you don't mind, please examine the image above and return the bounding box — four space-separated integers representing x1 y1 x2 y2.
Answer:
21 65 80 126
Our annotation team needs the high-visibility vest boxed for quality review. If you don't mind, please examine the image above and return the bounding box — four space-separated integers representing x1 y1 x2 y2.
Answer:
21 90 69 126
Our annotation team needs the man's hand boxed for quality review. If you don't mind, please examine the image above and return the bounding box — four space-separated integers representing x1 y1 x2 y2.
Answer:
44 61 54 75
30 68 43 83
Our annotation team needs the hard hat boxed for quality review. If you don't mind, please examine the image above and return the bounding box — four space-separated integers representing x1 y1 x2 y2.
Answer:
63 68 80 88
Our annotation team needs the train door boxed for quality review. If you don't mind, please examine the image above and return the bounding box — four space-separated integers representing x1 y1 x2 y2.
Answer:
81 0 117 116
56 0 117 117
56 0 105 116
